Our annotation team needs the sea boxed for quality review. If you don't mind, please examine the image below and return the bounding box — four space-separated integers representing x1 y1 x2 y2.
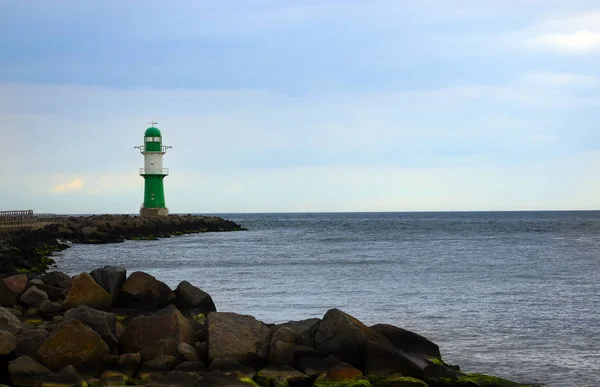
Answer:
55 211 600 387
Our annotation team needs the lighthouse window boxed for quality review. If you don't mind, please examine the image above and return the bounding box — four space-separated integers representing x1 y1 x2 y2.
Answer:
145 137 162 142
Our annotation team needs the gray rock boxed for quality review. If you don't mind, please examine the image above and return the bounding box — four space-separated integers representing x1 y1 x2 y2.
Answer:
29 279 44 286
16 328 50 358
39 300 62 314
293 357 341 378
43 365 84 386
274 318 321 347
0 277 17 307
24 307 38 317
178 342 200 361
152 371 203 386
207 312 270 367
90 265 127 302
20 286 48 308
371 323 441 358
199 371 254 387
269 340 296 366
0 330 17 355
8 355 52 387
40 271 71 287
35 284 67 302
0 306 23 334
194 341 208 363
174 280 216 314
64 304 118 350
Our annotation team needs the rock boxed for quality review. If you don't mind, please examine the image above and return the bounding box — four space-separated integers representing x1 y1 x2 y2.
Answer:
8 355 52 387
315 308 390 369
372 375 430 387
39 272 70 287
293 346 320 360
20 287 48 308
24 307 38 317
175 361 207 373
207 312 270 367
120 305 194 358
119 271 175 310
269 340 296 366
99 370 132 386
0 278 18 307
150 370 203 386
293 357 340 378
174 280 216 314
117 353 142 377
4 274 28 295
7 307 23 317
322 363 363 381
274 318 321 347
29 279 44 286
35 284 67 302
256 365 311 387
64 305 118 350
62 272 112 311
36 320 110 372
90 265 127 303
177 342 200 361
16 329 49 358
364 339 456 381
38 300 62 314
42 365 84 387
0 330 17 355
209 359 256 379
371 324 441 359
140 355 179 371
199 371 255 387
0 306 23 334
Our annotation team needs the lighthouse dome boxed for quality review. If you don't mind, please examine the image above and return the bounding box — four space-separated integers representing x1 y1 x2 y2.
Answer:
145 127 161 137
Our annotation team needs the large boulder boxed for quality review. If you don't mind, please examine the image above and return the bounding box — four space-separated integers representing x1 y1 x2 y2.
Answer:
207 312 271 367
0 306 23 334
1 279 18 307
4 274 28 295
371 324 441 359
314 308 390 369
62 272 112 310
36 320 110 372
20 286 48 308
174 280 216 314
8 355 52 387
119 271 175 310
0 330 17 355
90 265 127 303
64 305 118 350
269 326 299 366
120 305 194 358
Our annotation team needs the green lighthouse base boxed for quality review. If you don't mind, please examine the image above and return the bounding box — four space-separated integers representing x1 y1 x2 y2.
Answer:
140 207 169 218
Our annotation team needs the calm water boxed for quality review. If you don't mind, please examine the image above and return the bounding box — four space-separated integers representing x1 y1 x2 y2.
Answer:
56 212 600 386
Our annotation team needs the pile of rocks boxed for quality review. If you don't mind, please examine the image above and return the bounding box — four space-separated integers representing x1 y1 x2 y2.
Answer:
0 267 540 387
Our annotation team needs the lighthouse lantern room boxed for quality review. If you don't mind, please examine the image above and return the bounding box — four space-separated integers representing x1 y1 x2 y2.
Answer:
135 123 172 217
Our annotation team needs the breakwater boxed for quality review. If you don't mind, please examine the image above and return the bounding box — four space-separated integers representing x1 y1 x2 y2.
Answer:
0 266 542 387
0 215 244 276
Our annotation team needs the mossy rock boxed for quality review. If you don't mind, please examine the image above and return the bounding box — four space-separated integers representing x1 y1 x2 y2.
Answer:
371 375 429 387
315 379 374 387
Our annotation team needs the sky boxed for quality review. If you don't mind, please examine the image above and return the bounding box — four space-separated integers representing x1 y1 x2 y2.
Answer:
1 0 599 213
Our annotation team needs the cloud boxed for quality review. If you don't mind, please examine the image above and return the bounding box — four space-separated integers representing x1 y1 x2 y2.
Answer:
521 71 599 86
51 178 84 193
525 11 600 53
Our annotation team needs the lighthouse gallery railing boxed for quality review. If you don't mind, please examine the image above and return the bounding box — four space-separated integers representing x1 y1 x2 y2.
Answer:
139 168 169 175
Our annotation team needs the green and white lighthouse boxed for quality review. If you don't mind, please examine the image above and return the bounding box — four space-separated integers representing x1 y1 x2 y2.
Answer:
135 123 172 217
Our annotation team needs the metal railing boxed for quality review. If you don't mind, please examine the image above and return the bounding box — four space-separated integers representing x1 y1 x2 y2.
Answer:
139 168 169 175
0 210 62 233
134 145 172 154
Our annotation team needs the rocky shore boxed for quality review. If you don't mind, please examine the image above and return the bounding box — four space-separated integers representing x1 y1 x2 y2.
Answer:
0 266 542 387
0 215 244 276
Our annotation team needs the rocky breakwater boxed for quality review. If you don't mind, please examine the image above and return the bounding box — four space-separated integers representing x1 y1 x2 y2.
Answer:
0 215 244 275
0 267 543 387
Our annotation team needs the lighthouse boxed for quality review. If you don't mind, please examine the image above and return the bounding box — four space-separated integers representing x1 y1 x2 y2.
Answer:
135 123 172 217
